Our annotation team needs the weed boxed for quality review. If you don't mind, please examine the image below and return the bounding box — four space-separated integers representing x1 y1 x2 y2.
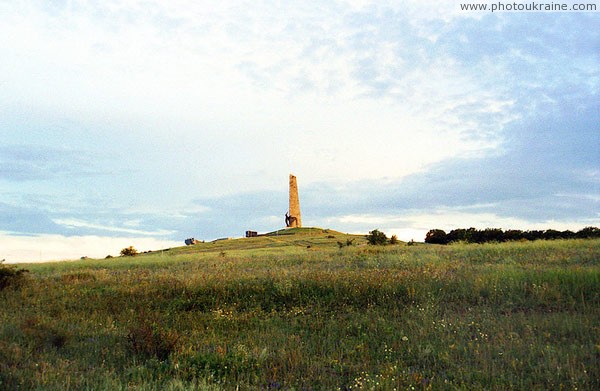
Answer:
126 313 180 361
20 317 69 351
0 262 28 290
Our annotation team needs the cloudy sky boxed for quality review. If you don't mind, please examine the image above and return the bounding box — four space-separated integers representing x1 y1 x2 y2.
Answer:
1 1 598 262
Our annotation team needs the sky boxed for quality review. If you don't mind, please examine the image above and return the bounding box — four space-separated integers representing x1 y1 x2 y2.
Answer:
1 0 598 262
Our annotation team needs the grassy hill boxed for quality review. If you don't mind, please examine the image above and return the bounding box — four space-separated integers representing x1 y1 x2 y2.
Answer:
1 235 599 389
153 227 368 256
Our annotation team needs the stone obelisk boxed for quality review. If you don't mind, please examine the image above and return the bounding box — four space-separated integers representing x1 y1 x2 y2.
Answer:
287 174 302 228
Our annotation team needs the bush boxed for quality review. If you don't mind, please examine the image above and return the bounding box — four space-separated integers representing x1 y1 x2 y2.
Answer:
366 229 388 245
0 262 28 291
389 235 399 245
338 239 355 248
120 246 138 257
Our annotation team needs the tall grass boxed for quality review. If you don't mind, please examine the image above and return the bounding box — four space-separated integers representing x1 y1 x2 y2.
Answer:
1 239 598 389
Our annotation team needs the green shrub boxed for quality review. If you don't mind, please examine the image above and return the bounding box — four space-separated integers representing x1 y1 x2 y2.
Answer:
120 246 138 257
366 229 388 245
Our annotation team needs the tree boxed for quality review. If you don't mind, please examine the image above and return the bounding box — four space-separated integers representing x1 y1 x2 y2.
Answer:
447 228 467 243
504 229 524 242
560 230 576 239
576 226 600 239
524 230 544 241
425 229 448 244
543 229 562 240
366 229 388 245
480 228 504 243
120 246 138 257
389 235 399 245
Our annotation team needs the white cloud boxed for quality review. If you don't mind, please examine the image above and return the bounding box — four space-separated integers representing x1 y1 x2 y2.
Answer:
0 0 512 192
0 232 181 263
52 219 176 236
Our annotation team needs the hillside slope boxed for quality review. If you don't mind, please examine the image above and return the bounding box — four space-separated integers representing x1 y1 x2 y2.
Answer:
2 239 598 389
153 227 368 257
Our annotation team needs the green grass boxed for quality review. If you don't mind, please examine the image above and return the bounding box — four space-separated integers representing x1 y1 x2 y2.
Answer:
1 235 599 390
161 228 366 256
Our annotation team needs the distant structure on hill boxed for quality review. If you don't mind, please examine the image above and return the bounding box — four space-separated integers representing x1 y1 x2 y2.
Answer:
285 174 302 228
184 238 198 245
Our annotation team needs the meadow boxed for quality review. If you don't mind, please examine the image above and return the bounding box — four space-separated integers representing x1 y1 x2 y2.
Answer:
1 230 599 390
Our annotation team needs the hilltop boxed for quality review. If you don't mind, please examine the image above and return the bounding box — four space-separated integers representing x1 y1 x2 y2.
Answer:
145 227 369 257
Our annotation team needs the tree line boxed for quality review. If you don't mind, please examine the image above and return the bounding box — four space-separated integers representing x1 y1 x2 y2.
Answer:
425 226 600 244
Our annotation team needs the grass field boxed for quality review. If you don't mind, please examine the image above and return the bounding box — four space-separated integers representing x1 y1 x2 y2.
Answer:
1 229 599 390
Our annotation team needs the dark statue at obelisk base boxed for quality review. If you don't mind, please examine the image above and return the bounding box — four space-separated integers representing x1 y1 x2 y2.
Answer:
285 174 302 228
